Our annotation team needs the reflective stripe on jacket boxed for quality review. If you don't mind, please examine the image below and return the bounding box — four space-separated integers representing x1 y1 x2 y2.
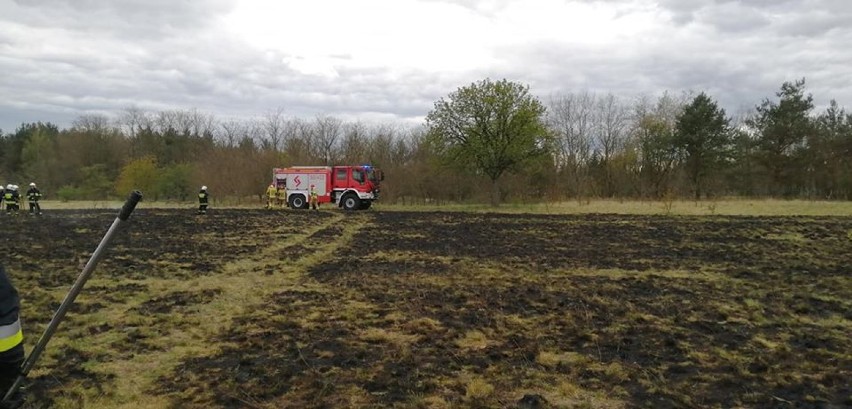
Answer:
0 265 24 356
0 319 22 352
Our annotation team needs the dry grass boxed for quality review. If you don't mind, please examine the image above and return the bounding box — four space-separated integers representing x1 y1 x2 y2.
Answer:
455 330 490 351
39 197 852 216
463 376 495 400
377 198 852 216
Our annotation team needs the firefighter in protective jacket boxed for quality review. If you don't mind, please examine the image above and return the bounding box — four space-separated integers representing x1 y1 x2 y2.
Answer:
3 186 18 215
276 184 287 208
197 186 209 215
309 185 319 211
265 184 277 209
26 183 42 215
0 265 25 408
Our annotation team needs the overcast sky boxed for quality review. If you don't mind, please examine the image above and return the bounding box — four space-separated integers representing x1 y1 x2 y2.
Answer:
1 0 850 132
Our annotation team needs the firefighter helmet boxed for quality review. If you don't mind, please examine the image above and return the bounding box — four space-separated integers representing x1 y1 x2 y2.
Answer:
30 182 36 187
4 184 10 190
201 186 207 190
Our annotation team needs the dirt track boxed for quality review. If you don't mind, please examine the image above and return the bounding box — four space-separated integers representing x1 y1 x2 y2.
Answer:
2 209 850 408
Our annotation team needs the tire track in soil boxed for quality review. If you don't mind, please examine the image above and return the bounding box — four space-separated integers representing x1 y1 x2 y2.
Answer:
149 212 374 408
161 213 478 408
42 211 372 409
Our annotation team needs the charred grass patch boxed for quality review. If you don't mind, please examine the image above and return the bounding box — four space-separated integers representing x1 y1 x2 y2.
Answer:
1 210 850 408
2 209 345 408
303 212 851 407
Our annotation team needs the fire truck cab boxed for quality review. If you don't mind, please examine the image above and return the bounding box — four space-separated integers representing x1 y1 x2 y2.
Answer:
273 165 383 210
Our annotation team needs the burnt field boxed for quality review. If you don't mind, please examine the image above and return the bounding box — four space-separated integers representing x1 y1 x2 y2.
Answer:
2 209 851 408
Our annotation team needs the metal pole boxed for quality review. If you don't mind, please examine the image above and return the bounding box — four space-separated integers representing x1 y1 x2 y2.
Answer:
2 191 142 404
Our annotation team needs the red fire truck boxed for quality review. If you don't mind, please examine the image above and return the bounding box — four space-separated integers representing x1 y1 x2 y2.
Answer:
272 165 383 210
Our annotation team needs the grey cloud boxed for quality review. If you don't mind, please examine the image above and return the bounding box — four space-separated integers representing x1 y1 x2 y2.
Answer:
655 0 852 39
420 0 514 16
697 2 770 33
773 10 852 37
8 0 235 39
491 32 851 119
655 0 777 26
0 0 456 128
2 0 852 131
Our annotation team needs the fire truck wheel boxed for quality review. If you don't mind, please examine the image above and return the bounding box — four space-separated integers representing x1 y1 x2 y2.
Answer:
342 194 361 210
289 195 307 209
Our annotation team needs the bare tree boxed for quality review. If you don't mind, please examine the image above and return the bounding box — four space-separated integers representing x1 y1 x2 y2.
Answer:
173 110 193 135
185 108 217 138
368 123 404 165
339 121 369 164
593 93 630 196
219 119 248 147
392 126 422 167
118 106 153 137
72 114 113 134
632 92 687 198
595 94 629 162
244 118 265 148
152 110 177 134
279 117 315 164
313 114 343 165
547 91 595 199
262 107 287 151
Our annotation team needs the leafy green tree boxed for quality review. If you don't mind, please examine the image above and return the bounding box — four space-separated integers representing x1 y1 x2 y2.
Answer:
79 164 114 199
637 114 678 198
156 163 193 200
426 78 551 206
633 93 686 198
747 79 814 195
56 185 84 202
2 122 59 179
674 93 732 199
812 101 852 198
115 156 160 199
21 125 60 186
725 126 758 196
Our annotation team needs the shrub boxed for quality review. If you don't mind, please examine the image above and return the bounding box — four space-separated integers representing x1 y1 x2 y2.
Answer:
56 185 84 202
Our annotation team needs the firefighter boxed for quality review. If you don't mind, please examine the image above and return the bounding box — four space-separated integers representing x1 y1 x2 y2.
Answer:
197 186 209 215
3 186 16 215
0 264 26 408
276 183 287 208
11 186 20 213
26 183 42 215
309 184 319 211
265 183 277 209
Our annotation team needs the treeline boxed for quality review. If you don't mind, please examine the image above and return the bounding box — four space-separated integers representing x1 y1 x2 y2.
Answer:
1 79 850 204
